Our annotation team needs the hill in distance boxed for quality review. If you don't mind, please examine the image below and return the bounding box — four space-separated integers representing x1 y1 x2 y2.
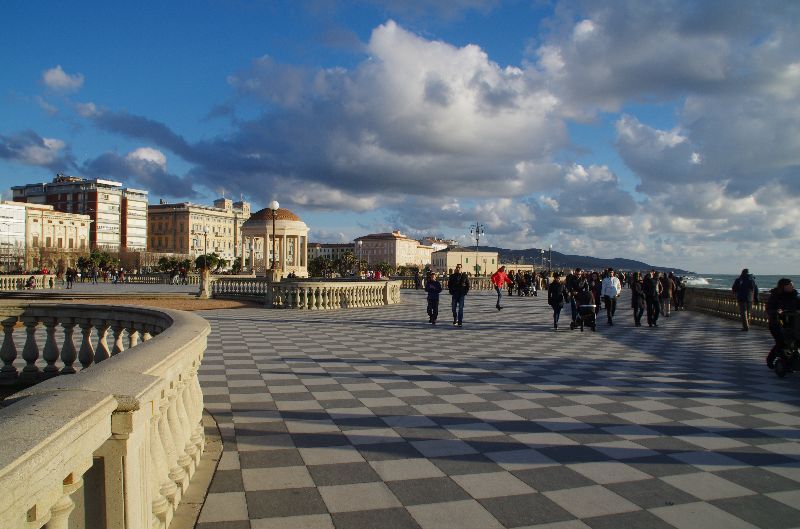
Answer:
478 246 694 275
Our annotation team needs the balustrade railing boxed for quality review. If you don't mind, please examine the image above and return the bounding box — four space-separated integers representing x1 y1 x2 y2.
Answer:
209 277 403 308
394 275 495 291
0 275 56 291
0 304 209 529
684 287 770 327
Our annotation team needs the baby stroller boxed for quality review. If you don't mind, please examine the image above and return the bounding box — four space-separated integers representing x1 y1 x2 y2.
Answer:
774 311 800 378
570 290 597 332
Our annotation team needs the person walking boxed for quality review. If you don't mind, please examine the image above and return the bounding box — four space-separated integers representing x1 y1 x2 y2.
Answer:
732 268 759 331
660 272 676 318
765 278 798 368
448 264 470 327
601 268 622 325
547 272 568 330
644 271 662 327
630 272 646 326
424 271 443 324
491 266 514 310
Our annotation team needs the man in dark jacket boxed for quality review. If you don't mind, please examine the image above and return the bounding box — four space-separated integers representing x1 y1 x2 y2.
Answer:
424 271 443 324
765 278 798 368
565 268 586 327
448 264 470 327
643 271 662 327
547 272 568 330
732 268 759 331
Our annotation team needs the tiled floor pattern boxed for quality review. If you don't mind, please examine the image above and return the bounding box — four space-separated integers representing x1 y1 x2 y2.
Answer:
196 290 800 529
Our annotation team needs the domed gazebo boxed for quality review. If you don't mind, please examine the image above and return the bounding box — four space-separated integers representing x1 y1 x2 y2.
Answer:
241 207 309 278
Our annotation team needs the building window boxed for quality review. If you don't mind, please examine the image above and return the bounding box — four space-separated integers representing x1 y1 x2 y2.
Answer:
80 239 86 249
57 238 63 248
33 235 39 247
465 258 469 263
46 236 51 247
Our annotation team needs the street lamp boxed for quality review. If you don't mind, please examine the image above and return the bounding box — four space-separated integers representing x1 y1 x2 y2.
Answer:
203 226 208 255
548 244 552 274
540 249 544 270
357 240 363 273
268 200 279 270
469 222 484 276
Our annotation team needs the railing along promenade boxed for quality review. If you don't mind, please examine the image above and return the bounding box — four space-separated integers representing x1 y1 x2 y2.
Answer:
0 303 210 529
210 277 403 308
0 275 56 290
684 286 770 327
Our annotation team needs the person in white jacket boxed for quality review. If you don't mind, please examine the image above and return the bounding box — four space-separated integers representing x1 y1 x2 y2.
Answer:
601 268 622 326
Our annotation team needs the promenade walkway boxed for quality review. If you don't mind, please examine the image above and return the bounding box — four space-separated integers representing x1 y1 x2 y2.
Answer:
196 290 800 529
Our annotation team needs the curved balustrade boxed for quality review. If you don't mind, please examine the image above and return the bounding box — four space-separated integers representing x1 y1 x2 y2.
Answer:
0 275 56 291
684 287 770 327
0 304 209 529
210 277 270 299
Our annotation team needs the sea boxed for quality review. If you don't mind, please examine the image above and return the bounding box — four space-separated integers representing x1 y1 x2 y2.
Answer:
684 274 796 291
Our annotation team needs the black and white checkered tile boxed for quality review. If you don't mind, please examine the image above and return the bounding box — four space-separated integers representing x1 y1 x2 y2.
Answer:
196 290 800 529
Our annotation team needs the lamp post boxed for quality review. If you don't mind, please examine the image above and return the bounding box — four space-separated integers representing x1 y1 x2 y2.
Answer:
268 200 279 270
548 244 552 274
357 240 363 275
203 226 208 257
540 249 544 270
469 222 485 276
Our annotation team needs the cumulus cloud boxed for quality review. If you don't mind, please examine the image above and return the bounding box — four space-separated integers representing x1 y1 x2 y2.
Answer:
0 130 75 171
82 147 197 198
42 65 84 92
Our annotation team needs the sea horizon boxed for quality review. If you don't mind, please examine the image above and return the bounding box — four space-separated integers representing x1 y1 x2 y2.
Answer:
687 273 797 291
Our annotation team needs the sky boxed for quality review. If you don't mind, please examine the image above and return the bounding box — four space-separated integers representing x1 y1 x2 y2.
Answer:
2 0 799 274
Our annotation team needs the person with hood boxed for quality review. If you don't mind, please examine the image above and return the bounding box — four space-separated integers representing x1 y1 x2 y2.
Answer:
765 278 798 368
547 272 569 330
732 268 759 331
643 271 662 327
448 264 470 327
491 266 514 310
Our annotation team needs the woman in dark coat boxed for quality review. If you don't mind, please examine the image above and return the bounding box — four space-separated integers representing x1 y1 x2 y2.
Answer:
547 272 569 330
631 272 646 327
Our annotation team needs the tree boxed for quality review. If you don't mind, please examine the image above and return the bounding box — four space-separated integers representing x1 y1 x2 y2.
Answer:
334 251 356 277
375 261 394 276
232 256 243 274
195 253 220 271
308 256 333 277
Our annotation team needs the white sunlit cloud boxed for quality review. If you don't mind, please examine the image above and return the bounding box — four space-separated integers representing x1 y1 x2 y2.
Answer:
42 65 84 92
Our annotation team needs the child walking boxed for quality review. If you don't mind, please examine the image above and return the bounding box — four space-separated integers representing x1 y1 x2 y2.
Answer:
424 271 443 324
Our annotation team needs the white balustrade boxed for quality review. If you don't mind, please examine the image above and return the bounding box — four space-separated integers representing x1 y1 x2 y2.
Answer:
0 275 55 291
0 303 209 529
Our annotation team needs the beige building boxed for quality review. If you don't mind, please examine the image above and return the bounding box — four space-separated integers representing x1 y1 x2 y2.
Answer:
13 202 91 270
355 231 433 269
241 207 309 277
431 247 499 276
147 198 252 265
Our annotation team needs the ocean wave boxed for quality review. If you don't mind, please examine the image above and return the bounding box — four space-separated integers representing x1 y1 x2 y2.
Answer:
684 276 710 286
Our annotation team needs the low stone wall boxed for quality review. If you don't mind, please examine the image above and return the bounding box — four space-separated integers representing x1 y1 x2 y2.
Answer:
684 287 769 327
209 277 403 308
0 275 56 291
0 304 210 529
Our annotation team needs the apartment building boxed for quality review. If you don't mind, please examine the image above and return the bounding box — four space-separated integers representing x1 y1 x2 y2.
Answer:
308 243 353 262
431 247 498 276
147 198 252 263
11 174 147 251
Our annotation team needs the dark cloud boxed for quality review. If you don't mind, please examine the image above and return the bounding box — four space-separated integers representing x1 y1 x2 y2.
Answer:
81 151 199 199
0 130 75 172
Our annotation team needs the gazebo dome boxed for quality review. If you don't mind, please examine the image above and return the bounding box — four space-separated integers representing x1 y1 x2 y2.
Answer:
248 207 302 222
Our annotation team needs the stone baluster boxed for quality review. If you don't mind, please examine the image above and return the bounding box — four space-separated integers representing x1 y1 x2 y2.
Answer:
142 325 153 341
187 369 205 455
128 323 140 348
45 474 83 529
111 321 125 355
175 379 198 477
308 287 317 310
20 316 42 383
149 402 173 527
42 317 61 378
167 383 193 485
60 319 78 374
318 287 326 310
95 321 111 363
77 319 95 369
0 317 19 382
159 390 188 498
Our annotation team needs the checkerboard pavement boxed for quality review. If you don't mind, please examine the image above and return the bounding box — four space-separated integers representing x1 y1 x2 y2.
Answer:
195 290 800 529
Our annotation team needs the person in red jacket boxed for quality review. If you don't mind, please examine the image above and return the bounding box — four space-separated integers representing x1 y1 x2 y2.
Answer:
491 266 514 310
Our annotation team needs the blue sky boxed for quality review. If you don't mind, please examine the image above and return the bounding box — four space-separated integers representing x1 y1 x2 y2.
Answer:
2 0 799 274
